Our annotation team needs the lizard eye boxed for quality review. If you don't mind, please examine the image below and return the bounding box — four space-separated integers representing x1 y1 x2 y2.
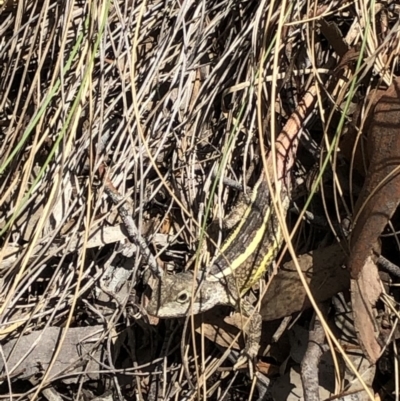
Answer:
177 291 189 303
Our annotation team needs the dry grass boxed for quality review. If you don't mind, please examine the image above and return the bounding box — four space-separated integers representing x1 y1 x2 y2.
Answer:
0 0 399 400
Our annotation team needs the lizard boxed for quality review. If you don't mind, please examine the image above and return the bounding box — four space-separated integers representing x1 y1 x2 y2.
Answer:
147 85 318 366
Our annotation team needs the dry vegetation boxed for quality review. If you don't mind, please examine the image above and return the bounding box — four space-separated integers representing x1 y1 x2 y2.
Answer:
0 0 399 400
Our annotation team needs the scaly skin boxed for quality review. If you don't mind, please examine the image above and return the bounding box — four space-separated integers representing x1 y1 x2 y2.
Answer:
147 83 318 369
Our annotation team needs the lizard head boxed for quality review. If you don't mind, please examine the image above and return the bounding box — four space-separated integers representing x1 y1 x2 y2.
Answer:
146 272 225 318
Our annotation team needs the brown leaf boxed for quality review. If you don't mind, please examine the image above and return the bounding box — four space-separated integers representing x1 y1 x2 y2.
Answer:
195 243 349 353
319 18 349 58
349 77 400 363
261 242 349 321
351 257 382 364
256 360 280 376
339 88 385 177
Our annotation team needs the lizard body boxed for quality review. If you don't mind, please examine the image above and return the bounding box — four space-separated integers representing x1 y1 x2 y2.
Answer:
147 84 318 364
147 164 290 360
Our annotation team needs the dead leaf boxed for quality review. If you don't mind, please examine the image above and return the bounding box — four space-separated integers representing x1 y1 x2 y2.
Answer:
261 242 349 321
0 326 103 383
351 257 382 366
257 360 279 376
195 243 349 354
348 77 400 363
319 19 349 57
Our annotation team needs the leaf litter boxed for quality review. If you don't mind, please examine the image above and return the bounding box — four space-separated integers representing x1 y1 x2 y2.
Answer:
0 1 399 400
